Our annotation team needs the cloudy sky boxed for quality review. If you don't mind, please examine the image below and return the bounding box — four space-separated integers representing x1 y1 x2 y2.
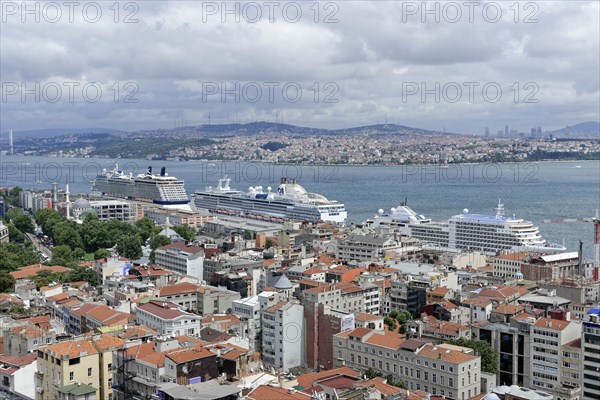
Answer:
1 0 599 134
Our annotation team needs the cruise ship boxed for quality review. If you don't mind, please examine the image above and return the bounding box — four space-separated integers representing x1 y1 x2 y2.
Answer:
192 177 347 224
91 164 190 208
364 200 565 255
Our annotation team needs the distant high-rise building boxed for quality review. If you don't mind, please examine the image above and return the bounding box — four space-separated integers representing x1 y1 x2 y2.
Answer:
505 125 509 136
537 127 542 135
485 127 490 136
497 130 503 137
9 130 14 155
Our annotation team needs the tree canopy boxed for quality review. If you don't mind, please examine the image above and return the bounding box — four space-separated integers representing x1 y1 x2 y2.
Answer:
447 338 498 374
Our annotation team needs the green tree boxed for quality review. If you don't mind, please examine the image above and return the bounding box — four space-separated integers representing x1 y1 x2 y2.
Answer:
265 239 274 249
66 267 97 286
9 304 28 315
52 245 74 266
172 224 197 242
0 243 39 271
93 248 109 260
12 213 35 234
116 235 143 260
79 214 103 252
31 270 65 289
2 187 22 207
395 310 412 333
72 248 87 260
0 272 16 293
35 209 64 238
447 338 498 374
53 221 84 250
7 223 25 243
150 235 172 250
242 230 252 240
135 217 157 242
384 317 397 331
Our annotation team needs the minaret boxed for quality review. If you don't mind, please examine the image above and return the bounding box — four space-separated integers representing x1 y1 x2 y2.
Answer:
52 182 58 210
65 175 71 219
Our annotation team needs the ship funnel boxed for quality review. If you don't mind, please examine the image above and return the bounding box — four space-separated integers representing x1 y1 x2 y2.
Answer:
160 167 166 176
147 166 152 175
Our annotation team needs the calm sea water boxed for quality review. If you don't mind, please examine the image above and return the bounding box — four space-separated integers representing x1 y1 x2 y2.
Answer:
1 155 599 257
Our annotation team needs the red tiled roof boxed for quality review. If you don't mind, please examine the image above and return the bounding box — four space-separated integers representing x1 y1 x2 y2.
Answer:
137 300 194 320
248 385 310 400
159 282 199 297
10 264 70 280
166 346 215 364
158 242 204 254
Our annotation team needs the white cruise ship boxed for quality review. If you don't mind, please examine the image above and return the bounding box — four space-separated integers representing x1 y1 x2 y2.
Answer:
92 164 190 209
364 200 565 255
192 177 347 224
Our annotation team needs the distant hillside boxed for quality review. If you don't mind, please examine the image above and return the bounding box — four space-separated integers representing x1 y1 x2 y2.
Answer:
548 122 599 139
5 128 121 139
135 121 457 137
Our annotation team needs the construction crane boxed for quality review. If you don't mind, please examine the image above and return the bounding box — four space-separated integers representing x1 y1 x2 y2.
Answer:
542 210 600 281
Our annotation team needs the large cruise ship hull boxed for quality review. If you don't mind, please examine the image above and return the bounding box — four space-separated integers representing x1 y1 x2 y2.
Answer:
365 203 565 255
92 176 190 208
193 192 347 224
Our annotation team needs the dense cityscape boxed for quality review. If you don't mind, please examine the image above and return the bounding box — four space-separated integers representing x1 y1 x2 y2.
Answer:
3 124 599 164
1 1 599 400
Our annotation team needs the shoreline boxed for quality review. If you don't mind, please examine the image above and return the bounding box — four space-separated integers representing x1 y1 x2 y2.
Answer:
1 154 599 168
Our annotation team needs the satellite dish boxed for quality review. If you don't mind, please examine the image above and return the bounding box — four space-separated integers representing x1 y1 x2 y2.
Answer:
378 209 384 214
463 208 469 214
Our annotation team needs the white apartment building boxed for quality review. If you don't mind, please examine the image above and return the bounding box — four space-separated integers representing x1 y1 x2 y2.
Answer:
135 300 202 336
155 242 205 280
333 328 481 400
261 301 304 372
303 282 381 316
530 317 582 395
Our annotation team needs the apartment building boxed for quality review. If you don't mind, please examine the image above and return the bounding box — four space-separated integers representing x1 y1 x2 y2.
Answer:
197 285 241 316
135 300 202 336
473 320 532 388
72 199 140 223
389 280 427 318
35 334 125 400
530 316 582 398
111 336 205 399
336 234 403 262
158 282 199 310
492 252 531 279
582 308 600 399
302 281 381 316
0 220 8 243
232 291 280 352
154 242 205 280
261 301 304 371
333 328 481 400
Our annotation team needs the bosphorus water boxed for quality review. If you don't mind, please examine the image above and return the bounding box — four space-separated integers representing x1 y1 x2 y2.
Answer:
2 155 599 258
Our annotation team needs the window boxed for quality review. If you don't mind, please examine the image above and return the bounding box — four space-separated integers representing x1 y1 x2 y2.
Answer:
108 363 112 371
69 371 74 381
88 367 92 377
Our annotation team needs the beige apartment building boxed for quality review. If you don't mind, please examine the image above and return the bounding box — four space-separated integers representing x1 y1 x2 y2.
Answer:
333 327 481 400
35 334 125 400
